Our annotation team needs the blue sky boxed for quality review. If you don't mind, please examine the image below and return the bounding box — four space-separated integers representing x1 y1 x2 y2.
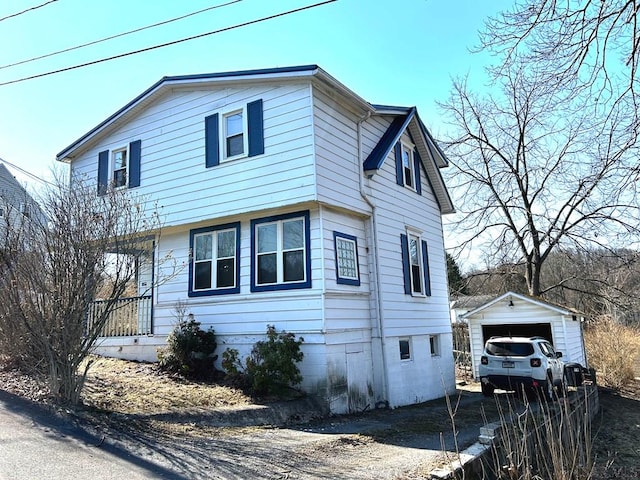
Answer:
0 0 510 188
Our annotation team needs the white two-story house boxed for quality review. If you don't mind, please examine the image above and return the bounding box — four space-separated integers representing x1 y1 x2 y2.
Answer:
56 65 456 414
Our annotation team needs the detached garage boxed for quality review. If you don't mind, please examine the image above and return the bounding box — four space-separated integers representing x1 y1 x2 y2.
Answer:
461 291 588 379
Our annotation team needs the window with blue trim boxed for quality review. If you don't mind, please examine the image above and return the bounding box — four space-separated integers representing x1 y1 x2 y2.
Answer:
251 211 311 292
400 230 431 297
333 232 360 286
188 222 240 297
401 143 415 189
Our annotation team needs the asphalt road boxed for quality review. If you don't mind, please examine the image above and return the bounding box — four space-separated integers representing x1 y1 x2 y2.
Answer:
0 386 489 480
0 390 182 480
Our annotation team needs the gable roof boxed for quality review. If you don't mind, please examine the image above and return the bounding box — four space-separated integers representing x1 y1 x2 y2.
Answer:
460 291 577 320
363 105 454 214
450 294 497 311
55 65 454 213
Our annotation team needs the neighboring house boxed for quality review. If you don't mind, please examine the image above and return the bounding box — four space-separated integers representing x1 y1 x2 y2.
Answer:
56 65 456 414
461 291 588 379
0 162 45 241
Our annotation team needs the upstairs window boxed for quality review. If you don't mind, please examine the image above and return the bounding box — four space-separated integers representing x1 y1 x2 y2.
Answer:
97 140 141 195
112 147 128 188
224 110 245 158
251 211 311 292
188 223 240 296
205 99 264 168
395 141 422 194
401 144 414 188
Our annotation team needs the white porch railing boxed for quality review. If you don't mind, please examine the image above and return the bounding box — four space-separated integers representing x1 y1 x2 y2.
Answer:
87 295 152 337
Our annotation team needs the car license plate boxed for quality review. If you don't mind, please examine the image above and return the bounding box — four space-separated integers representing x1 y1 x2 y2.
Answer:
502 361 515 368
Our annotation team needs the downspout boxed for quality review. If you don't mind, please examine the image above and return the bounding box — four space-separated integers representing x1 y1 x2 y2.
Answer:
357 111 389 407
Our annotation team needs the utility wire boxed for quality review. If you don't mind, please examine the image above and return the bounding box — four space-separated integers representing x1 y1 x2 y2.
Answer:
0 157 55 186
0 0 242 71
0 0 58 23
0 0 337 87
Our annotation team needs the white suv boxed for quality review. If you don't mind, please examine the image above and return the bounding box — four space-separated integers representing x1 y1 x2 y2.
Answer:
479 336 565 400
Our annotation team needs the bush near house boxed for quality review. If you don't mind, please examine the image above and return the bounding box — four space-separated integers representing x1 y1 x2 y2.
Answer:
158 315 218 379
222 325 304 396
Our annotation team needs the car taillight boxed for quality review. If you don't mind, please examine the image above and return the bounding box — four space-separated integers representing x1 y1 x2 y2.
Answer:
481 356 488 365
530 358 541 367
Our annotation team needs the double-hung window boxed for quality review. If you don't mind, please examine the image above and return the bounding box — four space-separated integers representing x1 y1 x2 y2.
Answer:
408 234 423 294
205 99 264 168
394 141 422 194
189 223 240 296
97 140 141 195
334 232 360 285
401 144 414 189
400 230 431 297
223 109 245 159
251 211 311 292
112 147 128 188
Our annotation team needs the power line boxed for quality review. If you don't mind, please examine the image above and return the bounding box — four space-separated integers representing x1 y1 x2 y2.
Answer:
0 0 58 23
0 0 242 71
0 0 337 87
0 157 55 186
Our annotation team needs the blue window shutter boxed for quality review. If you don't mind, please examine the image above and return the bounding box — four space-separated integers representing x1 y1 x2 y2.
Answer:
129 140 141 187
97 150 109 195
205 113 219 168
400 234 411 294
414 150 422 195
247 99 264 157
394 142 403 186
422 240 431 296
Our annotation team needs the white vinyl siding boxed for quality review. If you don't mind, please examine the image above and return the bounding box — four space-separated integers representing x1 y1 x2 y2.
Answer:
69 83 316 227
362 122 449 338
313 86 370 214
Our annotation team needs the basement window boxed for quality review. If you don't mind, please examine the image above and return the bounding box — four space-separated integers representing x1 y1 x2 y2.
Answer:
399 338 411 360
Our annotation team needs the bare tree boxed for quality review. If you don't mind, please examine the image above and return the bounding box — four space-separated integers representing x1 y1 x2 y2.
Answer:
0 175 164 405
480 0 639 125
542 248 640 318
441 60 640 297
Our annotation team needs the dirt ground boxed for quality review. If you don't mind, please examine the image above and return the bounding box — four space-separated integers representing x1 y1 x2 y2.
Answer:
1 357 639 479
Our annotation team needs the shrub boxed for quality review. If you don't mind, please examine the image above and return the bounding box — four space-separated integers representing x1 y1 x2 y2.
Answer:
246 325 304 395
584 316 640 390
221 347 243 376
158 313 218 379
221 325 304 396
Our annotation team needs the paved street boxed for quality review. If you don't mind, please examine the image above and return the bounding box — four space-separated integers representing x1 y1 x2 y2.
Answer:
0 390 182 480
0 386 489 480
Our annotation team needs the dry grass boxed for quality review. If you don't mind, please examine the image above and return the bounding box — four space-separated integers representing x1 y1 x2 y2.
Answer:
584 318 640 390
80 356 251 415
